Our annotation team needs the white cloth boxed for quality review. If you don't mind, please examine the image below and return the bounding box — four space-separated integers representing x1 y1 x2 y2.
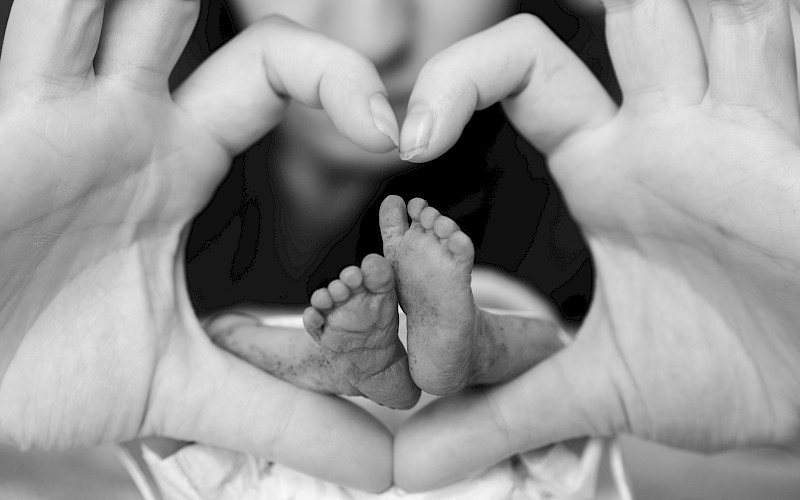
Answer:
136 301 605 499
142 438 604 500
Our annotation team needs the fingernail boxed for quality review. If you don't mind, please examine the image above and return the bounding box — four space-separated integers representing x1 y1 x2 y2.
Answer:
400 104 433 161
369 92 400 149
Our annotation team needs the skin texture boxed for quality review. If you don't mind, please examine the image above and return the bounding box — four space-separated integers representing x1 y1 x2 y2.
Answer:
393 3 800 492
379 196 566 395
0 5 397 492
303 254 420 410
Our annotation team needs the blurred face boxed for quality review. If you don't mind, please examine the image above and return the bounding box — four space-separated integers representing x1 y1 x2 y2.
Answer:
229 0 518 168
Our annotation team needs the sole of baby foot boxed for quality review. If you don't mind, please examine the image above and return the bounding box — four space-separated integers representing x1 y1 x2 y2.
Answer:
303 253 420 410
379 195 479 396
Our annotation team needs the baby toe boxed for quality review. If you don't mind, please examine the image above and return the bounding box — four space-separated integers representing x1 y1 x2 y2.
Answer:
447 231 475 263
302 307 326 339
433 215 459 239
339 265 365 291
310 288 334 310
419 206 440 230
361 253 396 294
407 197 428 221
328 279 351 303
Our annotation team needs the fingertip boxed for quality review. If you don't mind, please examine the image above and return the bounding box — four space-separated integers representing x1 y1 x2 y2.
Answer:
369 92 400 149
317 51 398 155
399 103 433 161
397 15 616 162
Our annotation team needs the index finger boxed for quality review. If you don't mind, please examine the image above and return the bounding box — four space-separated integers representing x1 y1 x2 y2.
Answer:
398 14 617 163
174 15 399 156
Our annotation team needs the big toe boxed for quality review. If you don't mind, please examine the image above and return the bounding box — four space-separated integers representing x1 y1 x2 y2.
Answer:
379 196 409 248
361 254 395 294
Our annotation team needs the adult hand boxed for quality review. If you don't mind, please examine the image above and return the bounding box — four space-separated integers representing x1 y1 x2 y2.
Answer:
0 1 398 492
395 0 800 491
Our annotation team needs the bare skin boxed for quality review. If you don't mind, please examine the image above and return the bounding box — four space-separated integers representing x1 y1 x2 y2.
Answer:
205 261 421 411
204 312 361 397
209 205 563 406
0 7 399 490
303 254 420 410
394 8 800 491
380 195 566 395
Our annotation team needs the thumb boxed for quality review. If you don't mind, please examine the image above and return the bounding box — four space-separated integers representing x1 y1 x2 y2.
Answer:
394 331 622 492
144 331 394 493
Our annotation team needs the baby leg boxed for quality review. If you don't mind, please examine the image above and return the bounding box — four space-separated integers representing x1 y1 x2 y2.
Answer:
205 312 361 396
303 254 420 409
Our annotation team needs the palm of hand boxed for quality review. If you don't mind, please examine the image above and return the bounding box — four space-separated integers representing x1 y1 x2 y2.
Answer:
0 85 227 448
551 105 800 450
1 6 400 488
375 7 800 493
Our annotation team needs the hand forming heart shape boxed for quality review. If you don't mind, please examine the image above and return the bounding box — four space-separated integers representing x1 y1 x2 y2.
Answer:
1 0 799 495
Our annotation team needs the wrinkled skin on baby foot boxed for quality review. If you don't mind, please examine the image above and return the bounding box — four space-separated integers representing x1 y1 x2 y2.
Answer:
380 196 480 395
379 195 566 396
304 254 420 410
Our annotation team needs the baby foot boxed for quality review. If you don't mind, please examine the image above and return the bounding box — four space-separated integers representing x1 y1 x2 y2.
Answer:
379 195 479 395
303 254 420 409
205 312 361 397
